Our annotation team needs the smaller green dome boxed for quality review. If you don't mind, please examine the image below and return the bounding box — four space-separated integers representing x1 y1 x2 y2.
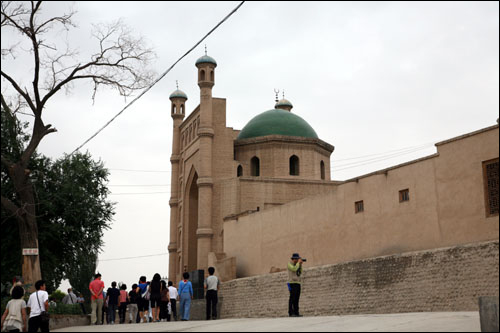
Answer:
196 55 217 66
169 89 188 100
275 98 293 109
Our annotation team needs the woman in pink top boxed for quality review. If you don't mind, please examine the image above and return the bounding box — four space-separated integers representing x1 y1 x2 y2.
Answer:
118 284 129 324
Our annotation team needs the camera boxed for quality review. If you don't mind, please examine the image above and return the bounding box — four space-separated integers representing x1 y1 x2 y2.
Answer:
301 258 307 262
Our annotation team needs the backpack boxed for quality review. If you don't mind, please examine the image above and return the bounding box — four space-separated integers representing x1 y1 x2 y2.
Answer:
140 285 150 300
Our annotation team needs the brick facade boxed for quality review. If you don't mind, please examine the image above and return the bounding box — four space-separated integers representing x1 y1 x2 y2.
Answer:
219 241 499 318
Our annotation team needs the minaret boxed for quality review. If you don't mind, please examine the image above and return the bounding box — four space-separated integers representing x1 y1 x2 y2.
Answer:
195 50 217 272
168 83 187 283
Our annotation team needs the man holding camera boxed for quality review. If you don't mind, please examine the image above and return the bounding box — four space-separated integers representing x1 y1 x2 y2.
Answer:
288 253 305 317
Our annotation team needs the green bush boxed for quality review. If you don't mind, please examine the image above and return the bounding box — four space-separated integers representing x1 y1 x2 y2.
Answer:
50 290 66 303
49 303 83 315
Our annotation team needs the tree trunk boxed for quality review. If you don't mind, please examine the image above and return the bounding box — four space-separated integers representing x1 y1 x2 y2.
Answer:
12 164 42 291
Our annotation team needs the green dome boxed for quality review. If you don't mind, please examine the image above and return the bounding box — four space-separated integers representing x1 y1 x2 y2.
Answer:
169 89 188 100
237 109 318 140
195 55 217 66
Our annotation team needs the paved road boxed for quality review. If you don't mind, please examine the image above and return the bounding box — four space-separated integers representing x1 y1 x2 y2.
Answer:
54 312 480 332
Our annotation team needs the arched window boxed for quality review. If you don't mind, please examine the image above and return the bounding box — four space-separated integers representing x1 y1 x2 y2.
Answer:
290 155 299 176
251 157 260 177
199 69 206 81
237 165 243 177
181 104 185 114
172 104 176 114
210 70 214 81
320 160 325 180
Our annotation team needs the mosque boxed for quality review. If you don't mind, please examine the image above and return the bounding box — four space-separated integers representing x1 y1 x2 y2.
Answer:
167 53 499 283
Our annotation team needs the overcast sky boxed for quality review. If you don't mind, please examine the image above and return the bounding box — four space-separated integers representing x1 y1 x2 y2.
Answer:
2 1 498 292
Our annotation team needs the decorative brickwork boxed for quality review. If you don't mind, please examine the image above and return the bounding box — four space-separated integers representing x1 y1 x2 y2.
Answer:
483 158 499 216
219 241 499 318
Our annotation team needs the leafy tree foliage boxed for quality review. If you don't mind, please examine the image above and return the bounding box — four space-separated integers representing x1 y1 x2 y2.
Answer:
1 106 114 295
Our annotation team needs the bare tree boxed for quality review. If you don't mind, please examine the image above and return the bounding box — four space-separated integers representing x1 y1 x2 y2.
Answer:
1 1 155 287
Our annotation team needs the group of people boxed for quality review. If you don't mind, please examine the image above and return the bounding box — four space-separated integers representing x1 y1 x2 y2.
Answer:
1 254 303 332
1 280 50 332
88 266 221 325
61 288 86 314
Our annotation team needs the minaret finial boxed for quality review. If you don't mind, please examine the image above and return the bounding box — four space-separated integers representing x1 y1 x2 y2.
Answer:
282 89 285 99
176 80 179 90
205 45 207 56
274 88 280 103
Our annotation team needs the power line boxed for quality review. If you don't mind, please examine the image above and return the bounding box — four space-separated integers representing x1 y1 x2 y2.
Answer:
333 146 435 172
333 142 435 162
108 184 171 187
104 142 435 175
109 168 171 173
109 191 170 195
99 253 168 262
332 144 434 169
70 1 246 155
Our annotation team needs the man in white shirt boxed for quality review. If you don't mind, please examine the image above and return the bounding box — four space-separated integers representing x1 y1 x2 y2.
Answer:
167 281 178 321
27 280 50 332
204 267 220 320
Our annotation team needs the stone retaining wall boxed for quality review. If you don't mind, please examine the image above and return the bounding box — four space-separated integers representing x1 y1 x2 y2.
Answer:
49 314 89 330
219 241 499 318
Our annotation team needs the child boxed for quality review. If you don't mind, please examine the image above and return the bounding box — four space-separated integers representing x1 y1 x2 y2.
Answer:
168 281 178 321
1 286 27 332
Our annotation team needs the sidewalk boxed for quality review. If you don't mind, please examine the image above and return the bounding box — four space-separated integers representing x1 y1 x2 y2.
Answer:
53 312 480 332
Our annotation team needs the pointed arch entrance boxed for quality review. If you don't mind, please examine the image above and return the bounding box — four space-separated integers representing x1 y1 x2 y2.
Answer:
185 167 198 272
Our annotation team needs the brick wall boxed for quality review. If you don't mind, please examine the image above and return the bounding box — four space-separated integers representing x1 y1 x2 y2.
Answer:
219 241 499 318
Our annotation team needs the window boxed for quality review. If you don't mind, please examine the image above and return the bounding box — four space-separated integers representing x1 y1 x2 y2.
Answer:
483 158 499 217
355 200 364 214
251 156 260 176
237 165 243 177
199 69 205 81
399 189 410 202
289 155 299 176
320 161 325 180
210 70 214 81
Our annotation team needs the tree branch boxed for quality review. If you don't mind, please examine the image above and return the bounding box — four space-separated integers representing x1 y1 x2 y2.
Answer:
29 1 43 112
19 118 56 168
1 70 37 113
1 195 21 217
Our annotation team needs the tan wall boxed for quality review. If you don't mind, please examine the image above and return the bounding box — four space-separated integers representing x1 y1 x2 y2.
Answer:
235 140 332 180
220 178 338 219
224 125 499 278
433 126 499 246
175 97 242 279
212 98 241 255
